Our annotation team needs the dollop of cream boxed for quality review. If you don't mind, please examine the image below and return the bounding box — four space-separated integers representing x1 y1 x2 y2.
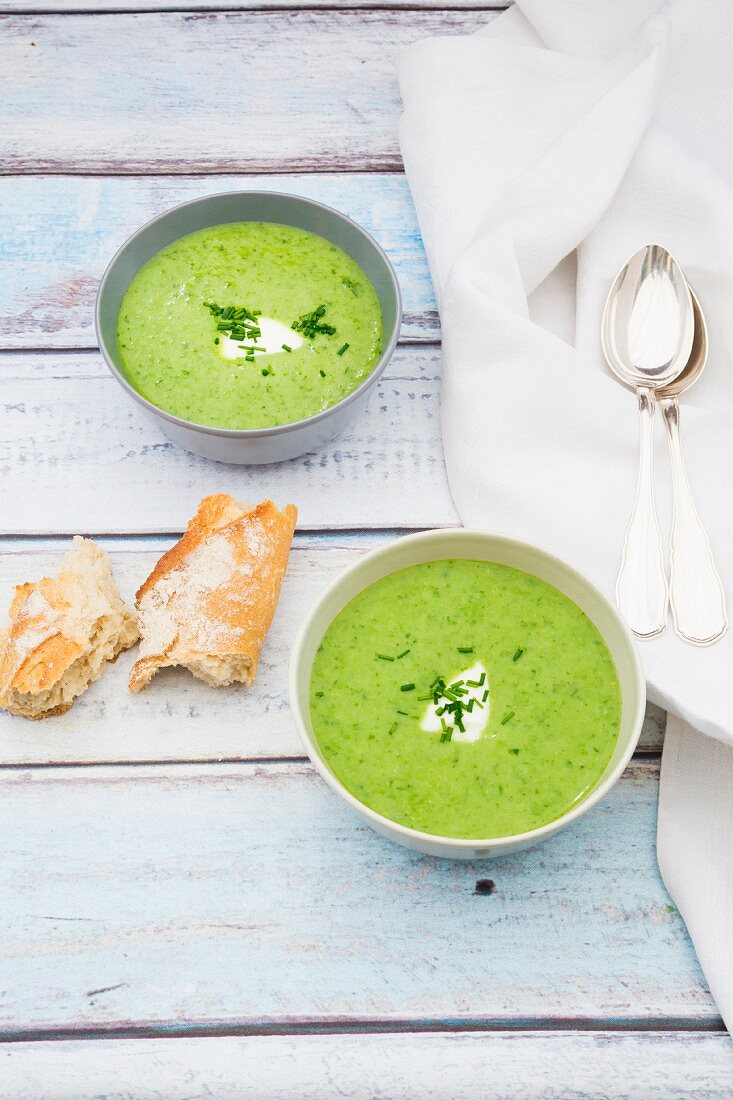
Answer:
218 316 303 360
420 661 490 743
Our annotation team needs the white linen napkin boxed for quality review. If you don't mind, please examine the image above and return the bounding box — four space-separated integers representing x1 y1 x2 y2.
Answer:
398 0 733 1029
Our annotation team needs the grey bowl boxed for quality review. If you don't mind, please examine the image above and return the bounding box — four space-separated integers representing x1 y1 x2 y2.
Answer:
95 191 402 464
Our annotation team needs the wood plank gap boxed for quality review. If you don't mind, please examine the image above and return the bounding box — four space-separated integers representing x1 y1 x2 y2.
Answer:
0 159 408 176
0 1017 725 1044
1 4 509 14
0 526 456 543
0 755 310 771
0 165 405 178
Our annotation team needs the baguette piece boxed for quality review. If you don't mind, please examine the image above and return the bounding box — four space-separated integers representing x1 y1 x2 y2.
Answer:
129 495 297 692
0 537 139 720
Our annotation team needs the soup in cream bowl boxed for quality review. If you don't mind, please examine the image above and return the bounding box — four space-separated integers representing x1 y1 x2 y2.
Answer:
290 529 645 859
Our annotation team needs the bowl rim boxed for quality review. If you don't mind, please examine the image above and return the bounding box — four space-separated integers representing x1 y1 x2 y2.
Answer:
95 189 403 439
289 528 647 851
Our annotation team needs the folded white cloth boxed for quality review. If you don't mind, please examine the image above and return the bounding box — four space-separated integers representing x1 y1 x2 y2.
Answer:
659 715 733 1027
398 0 733 1029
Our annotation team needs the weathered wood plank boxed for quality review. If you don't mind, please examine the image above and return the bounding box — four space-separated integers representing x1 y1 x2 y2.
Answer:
0 536 665 764
0 760 713 1030
2 1032 731 1099
0 11 492 173
0 345 456 534
0 175 437 348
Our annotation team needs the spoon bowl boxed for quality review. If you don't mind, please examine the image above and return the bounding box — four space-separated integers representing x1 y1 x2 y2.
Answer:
657 286 707 399
602 244 694 392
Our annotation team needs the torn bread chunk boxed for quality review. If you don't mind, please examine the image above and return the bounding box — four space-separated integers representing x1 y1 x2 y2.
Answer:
0 537 139 720
129 495 297 692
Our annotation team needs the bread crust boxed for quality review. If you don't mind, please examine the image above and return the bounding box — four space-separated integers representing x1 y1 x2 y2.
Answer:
129 494 297 692
134 493 247 605
0 538 139 720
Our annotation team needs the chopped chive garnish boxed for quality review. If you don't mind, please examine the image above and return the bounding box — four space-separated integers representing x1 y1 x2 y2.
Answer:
440 728 453 743
319 369 326 377
293 304 336 339
400 683 415 692
282 343 292 352
389 722 398 735
376 653 394 661
315 691 324 698
337 342 349 356
482 689 489 702
397 709 408 716
418 693 433 701
450 680 465 689
501 711 515 725
207 301 262 343
513 647 524 662
397 649 410 659
440 716 448 733
457 646 474 654
214 337 220 345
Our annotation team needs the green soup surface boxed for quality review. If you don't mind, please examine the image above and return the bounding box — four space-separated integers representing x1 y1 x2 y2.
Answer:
117 221 383 429
309 559 622 839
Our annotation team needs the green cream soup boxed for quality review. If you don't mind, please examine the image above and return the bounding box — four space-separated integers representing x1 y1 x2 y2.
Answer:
309 560 621 839
117 222 383 429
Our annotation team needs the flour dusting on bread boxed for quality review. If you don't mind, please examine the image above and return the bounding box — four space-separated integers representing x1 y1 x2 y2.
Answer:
136 534 239 658
129 494 297 691
0 537 139 720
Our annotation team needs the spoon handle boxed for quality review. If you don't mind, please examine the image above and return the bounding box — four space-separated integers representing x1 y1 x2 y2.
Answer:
661 396 727 645
617 387 669 638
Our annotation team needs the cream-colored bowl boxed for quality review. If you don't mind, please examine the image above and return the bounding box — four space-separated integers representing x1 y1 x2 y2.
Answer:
289 530 646 859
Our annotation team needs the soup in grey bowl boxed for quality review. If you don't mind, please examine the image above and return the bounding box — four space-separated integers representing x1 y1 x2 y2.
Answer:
96 191 402 465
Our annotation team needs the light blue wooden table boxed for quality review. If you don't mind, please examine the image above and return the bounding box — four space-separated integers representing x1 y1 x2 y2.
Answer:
1 2 731 1095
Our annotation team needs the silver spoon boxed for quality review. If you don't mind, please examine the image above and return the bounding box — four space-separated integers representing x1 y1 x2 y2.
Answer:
602 244 694 638
657 287 727 645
